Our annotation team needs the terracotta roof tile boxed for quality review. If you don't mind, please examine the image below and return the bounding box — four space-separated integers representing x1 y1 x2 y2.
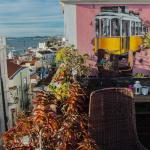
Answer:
7 59 23 79
20 60 36 66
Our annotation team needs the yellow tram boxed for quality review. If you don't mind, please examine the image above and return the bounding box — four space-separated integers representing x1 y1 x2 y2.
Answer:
94 6 148 55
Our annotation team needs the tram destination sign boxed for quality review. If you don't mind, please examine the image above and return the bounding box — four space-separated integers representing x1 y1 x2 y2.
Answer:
101 6 128 13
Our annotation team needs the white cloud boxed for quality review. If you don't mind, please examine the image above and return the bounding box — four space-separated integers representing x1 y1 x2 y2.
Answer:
0 0 64 37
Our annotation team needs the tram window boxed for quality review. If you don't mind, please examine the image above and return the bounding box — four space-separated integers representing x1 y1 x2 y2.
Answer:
95 19 100 37
142 26 148 34
143 26 149 34
146 27 149 34
142 26 144 35
143 26 146 34
139 23 142 35
131 22 135 35
101 18 110 37
122 20 130 36
135 22 139 35
111 18 120 36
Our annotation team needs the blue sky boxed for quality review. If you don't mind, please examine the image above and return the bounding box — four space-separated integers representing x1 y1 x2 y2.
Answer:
0 0 64 37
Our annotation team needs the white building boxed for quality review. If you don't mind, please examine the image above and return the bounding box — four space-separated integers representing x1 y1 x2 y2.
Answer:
8 51 14 59
7 60 30 127
20 60 37 75
61 0 77 47
36 50 55 64
39 42 46 49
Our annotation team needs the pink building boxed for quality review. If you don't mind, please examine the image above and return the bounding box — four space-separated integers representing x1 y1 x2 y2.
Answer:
61 0 150 55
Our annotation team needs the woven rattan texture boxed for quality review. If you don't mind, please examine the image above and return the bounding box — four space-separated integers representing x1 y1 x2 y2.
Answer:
89 88 147 150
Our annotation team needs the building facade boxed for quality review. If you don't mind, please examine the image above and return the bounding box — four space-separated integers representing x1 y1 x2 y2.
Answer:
7 60 30 127
0 37 9 133
61 0 150 55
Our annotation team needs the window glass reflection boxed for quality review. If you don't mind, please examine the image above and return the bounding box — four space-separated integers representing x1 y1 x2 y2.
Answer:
139 23 142 35
111 18 120 36
95 19 100 37
122 20 130 36
101 18 110 37
131 21 135 36
135 22 139 35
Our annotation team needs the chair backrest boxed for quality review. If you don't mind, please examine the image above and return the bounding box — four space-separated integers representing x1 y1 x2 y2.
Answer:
89 88 138 149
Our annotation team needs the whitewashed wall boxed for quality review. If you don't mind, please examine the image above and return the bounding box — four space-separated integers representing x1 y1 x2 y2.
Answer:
8 67 30 127
0 36 9 133
64 4 77 47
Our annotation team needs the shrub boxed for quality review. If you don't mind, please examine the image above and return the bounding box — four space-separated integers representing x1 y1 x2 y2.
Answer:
3 47 99 150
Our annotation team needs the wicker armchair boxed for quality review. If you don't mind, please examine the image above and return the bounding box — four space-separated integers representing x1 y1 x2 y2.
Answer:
89 88 147 150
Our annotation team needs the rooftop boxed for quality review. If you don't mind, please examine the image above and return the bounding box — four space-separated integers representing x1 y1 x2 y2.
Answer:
7 60 25 79
50 47 57 51
61 0 150 4
38 50 53 55
30 73 39 80
20 60 36 66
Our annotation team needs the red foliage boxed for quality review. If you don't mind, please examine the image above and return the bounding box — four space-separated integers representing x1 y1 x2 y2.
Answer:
3 79 99 150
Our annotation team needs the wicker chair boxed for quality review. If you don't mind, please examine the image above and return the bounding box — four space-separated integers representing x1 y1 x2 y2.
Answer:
89 88 147 150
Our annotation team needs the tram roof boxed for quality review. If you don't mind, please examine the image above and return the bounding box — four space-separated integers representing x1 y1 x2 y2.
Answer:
61 0 150 4
96 12 141 22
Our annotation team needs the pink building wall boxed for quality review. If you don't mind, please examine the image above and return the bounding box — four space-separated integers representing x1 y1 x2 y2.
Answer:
76 4 150 55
